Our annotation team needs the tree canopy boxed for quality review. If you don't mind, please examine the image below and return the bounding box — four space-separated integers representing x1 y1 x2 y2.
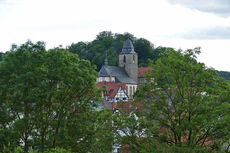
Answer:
119 48 230 152
0 41 114 152
66 31 165 70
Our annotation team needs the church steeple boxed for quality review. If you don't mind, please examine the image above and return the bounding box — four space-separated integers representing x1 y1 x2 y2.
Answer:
120 39 136 54
119 39 138 83
104 52 108 66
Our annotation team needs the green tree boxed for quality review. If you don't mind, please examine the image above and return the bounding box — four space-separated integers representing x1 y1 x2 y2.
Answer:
216 70 230 81
0 52 4 61
133 38 154 67
67 41 88 58
130 48 230 152
0 41 47 151
66 31 167 70
0 41 114 152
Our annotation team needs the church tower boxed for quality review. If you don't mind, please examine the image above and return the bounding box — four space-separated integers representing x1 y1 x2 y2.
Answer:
119 39 138 83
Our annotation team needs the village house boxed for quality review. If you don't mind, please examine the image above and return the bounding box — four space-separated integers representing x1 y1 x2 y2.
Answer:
96 82 128 103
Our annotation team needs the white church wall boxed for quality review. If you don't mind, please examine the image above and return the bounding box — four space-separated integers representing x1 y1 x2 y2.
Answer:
126 84 137 100
97 76 115 83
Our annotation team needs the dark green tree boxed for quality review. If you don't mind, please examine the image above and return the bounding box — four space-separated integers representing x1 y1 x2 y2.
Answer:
0 52 4 61
133 38 154 67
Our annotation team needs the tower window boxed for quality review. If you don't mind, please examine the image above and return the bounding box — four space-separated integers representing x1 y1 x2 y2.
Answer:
133 55 135 63
123 55 126 63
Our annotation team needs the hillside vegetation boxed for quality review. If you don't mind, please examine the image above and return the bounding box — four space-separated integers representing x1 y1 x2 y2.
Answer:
66 31 168 70
1 31 230 80
66 31 230 80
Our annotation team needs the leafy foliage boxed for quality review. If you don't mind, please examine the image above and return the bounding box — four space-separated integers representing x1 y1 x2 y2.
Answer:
0 41 114 152
66 31 167 70
122 48 230 152
67 31 230 81
217 70 230 81
0 52 4 61
1 32 230 152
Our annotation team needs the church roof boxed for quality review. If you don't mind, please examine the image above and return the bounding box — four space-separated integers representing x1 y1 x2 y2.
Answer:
98 66 136 84
120 39 137 54
98 66 109 77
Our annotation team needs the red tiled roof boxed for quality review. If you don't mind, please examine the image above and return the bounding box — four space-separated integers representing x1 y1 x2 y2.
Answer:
138 67 152 77
111 102 131 114
97 82 126 99
110 101 144 114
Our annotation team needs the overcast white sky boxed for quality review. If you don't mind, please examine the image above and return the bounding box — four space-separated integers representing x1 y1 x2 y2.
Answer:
1 0 230 71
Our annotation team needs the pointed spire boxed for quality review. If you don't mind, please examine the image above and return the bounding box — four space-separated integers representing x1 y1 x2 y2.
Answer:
104 52 108 66
120 39 136 54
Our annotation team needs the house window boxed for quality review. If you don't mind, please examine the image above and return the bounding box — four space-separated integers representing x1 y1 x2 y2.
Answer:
116 98 119 100
123 98 126 100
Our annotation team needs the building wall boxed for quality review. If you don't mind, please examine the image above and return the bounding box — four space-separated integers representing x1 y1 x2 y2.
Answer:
113 88 129 102
97 76 115 83
126 84 137 100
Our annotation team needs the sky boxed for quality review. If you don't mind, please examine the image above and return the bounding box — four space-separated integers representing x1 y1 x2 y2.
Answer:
0 0 230 71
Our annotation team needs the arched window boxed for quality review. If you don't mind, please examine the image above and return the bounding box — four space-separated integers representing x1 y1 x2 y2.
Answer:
123 55 126 63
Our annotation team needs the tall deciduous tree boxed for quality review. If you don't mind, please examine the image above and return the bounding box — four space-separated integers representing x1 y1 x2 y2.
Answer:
131 48 230 152
0 41 114 152
0 41 47 151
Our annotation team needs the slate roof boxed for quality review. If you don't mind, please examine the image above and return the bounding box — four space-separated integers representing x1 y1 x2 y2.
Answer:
94 101 112 110
120 39 137 54
98 66 136 84
99 65 109 77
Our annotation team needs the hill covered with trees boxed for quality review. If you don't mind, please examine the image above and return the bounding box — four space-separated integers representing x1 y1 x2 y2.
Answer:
216 70 230 80
66 31 230 81
1 31 230 80
66 31 169 71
